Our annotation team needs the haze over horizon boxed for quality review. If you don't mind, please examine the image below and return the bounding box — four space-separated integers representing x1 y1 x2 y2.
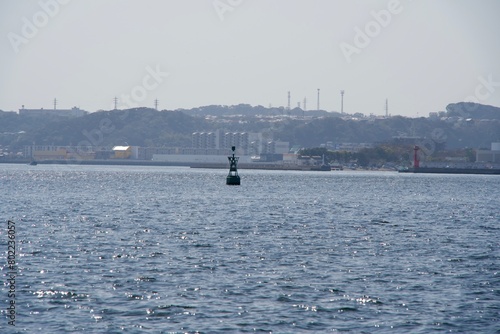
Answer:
1 0 500 117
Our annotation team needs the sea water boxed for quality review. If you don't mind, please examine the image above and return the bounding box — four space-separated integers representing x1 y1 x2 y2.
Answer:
1 164 499 333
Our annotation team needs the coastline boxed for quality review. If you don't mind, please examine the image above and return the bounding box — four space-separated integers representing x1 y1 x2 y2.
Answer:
399 167 500 175
6 159 498 174
0 159 348 171
0 159 189 167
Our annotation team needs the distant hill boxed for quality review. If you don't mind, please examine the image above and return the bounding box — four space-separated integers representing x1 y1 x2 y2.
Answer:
179 104 338 117
273 115 499 149
7 108 208 149
446 102 500 120
1 104 499 152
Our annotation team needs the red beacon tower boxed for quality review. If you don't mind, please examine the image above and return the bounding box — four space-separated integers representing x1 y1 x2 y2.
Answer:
413 146 420 168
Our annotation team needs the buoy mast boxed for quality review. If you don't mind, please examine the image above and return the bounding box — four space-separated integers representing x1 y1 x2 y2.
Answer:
226 146 241 185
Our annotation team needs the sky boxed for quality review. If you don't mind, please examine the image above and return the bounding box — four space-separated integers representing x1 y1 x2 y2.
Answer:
1 0 500 117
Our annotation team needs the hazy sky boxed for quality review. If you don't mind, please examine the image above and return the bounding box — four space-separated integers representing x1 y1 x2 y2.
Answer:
1 0 500 117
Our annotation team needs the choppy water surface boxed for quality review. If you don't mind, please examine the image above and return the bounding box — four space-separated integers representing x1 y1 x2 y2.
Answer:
1 164 499 333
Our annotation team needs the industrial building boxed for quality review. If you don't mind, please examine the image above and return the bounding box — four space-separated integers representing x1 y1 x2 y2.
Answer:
191 130 289 156
476 143 500 163
19 106 88 118
23 133 291 166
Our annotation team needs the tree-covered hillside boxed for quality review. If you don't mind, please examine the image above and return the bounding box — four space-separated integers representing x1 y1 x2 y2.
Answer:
1 103 499 153
446 102 500 120
6 108 208 149
273 115 499 149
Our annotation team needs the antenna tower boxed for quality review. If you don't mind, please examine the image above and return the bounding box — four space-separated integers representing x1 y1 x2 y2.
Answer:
114 97 118 110
287 91 291 110
385 98 388 117
154 98 159 111
54 98 57 110
317 88 320 110
340 90 345 113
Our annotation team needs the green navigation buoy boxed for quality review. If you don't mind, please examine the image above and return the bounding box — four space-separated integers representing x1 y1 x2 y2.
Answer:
226 146 241 185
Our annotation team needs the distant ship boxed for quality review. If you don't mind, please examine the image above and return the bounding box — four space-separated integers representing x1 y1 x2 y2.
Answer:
310 164 331 171
29 160 37 166
310 154 331 171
